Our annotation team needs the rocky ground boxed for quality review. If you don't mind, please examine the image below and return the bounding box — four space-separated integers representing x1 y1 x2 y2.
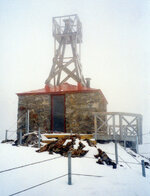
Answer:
2 133 117 167
37 134 117 167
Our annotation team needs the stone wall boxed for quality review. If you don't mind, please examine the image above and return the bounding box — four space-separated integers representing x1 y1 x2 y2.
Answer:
17 91 107 134
17 95 51 134
65 92 107 134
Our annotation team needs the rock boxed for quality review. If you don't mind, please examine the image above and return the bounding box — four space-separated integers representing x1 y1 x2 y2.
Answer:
144 162 150 169
14 132 39 146
78 141 85 150
112 162 117 169
95 148 116 167
71 149 88 157
37 135 88 157
1 139 14 143
96 158 104 165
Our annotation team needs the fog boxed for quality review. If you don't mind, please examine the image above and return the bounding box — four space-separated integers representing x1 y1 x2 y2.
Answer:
0 0 149 140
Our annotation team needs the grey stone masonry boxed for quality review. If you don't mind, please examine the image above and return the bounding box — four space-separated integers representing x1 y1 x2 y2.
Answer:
65 92 107 134
17 91 107 134
17 95 51 134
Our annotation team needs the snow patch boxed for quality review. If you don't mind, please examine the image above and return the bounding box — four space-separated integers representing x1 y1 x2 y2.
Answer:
63 139 72 146
0 142 150 196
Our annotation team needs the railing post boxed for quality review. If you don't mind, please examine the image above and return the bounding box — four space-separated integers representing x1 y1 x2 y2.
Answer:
124 126 127 150
38 127 41 148
119 114 123 140
19 130 22 145
141 160 146 177
68 151 72 185
113 115 118 167
5 130 8 141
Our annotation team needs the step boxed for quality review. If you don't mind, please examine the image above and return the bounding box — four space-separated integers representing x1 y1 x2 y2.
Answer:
41 133 94 144
44 133 93 140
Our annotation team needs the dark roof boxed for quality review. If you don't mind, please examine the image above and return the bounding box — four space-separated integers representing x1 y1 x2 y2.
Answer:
17 83 108 103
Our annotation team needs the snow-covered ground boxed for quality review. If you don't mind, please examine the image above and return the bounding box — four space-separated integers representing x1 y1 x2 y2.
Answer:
0 142 150 196
139 144 150 159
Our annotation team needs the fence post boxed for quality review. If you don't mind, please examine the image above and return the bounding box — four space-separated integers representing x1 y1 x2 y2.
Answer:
113 115 118 167
27 110 29 134
38 127 41 148
5 130 8 141
115 140 118 166
19 130 22 145
26 110 30 134
141 160 146 177
68 151 72 185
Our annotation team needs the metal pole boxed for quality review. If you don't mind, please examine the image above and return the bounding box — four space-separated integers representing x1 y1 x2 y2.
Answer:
141 160 146 177
68 151 72 185
115 140 118 166
113 115 118 166
38 127 41 148
26 110 29 134
26 112 28 133
19 130 22 145
5 130 8 141
27 110 29 134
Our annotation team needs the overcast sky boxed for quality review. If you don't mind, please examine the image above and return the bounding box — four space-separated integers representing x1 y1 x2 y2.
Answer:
0 0 150 140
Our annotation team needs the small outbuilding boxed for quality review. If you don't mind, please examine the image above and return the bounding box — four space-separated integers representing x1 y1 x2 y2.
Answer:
17 83 107 134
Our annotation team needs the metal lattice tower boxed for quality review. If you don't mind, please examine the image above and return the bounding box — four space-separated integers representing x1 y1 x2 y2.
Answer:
45 14 86 86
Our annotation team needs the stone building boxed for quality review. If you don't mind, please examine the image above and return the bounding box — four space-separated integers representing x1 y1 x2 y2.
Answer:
17 83 107 134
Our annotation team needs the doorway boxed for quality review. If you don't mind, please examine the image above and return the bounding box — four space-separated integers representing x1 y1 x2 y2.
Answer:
51 95 65 132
